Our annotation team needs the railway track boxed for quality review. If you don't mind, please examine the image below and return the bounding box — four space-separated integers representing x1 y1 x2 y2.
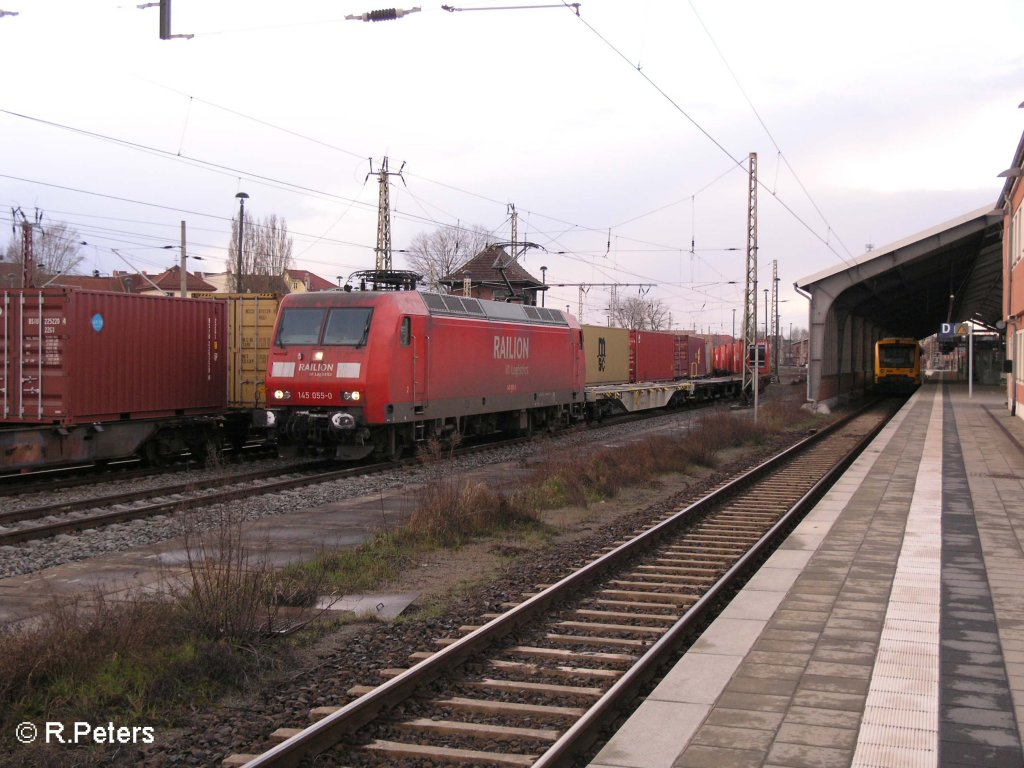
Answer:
0 460 340 545
0 441 279 496
0 433 538 546
223 399 899 768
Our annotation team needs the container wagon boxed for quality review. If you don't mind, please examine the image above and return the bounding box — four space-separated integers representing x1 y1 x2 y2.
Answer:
0 288 227 470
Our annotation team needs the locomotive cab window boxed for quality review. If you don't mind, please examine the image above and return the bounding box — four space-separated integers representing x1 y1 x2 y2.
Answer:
400 316 411 346
276 308 326 345
323 307 374 346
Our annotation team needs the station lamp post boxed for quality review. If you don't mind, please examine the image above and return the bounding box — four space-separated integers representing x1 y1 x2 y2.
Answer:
540 265 547 307
235 192 249 292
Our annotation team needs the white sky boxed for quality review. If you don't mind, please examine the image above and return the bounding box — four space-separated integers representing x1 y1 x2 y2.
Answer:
1 0 1021 335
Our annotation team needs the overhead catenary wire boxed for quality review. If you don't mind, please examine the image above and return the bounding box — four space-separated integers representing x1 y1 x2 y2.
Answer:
566 5 857 270
684 0 856 264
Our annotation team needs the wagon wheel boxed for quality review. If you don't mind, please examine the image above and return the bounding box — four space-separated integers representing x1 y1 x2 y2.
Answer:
373 427 405 462
387 438 405 462
142 440 170 467
187 434 222 467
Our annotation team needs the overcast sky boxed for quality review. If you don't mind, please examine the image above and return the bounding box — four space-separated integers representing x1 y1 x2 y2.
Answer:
2 0 1021 335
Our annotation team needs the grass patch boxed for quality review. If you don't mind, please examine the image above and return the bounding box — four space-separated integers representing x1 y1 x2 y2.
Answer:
284 531 413 594
0 512 333 758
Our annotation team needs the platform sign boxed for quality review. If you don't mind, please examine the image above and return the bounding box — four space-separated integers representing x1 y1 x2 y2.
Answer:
939 322 970 341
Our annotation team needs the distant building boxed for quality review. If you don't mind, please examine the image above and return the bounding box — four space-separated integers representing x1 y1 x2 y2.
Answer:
1002 127 1024 419
285 269 336 293
788 337 809 367
122 266 218 297
438 245 544 304
46 273 135 292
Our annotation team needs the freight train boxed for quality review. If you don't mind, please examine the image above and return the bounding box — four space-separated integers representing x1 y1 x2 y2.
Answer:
0 285 770 472
0 288 277 473
873 337 923 394
259 289 771 460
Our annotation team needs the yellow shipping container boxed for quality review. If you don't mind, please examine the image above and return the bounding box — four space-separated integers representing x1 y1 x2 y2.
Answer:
582 324 631 385
194 293 280 408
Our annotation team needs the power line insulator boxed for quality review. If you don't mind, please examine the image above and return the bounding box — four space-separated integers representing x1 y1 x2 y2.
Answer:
345 6 421 22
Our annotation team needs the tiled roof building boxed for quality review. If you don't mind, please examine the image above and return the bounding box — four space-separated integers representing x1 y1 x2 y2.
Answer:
438 245 544 304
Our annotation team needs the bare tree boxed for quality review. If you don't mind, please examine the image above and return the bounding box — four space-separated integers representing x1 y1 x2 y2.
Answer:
403 223 491 292
226 213 293 293
4 218 84 284
610 296 670 330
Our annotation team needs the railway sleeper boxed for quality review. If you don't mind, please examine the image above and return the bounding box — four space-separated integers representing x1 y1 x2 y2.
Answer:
637 564 720 576
557 620 666 637
395 717 560 743
608 578 705 591
593 597 687 611
504 645 637 667
363 738 537 767
621 571 711 584
460 677 605 699
570 608 679 623
485 659 621 682
544 632 647 649
384 659 619 683
269 727 303 743
435 695 586 720
599 589 694 604
661 545 745 556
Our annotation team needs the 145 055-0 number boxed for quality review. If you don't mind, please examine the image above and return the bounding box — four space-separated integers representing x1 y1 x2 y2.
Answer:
297 391 333 401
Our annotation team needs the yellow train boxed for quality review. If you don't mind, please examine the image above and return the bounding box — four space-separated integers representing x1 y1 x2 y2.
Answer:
873 337 923 394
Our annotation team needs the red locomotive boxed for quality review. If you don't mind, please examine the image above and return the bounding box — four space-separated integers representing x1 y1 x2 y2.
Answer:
260 289 586 460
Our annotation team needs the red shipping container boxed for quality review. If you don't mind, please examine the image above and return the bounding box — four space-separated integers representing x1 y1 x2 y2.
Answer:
686 336 711 377
673 334 689 379
1 288 227 425
629 330 677 383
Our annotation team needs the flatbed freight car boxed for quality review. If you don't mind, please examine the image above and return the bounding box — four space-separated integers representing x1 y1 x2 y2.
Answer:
584 375 749 419
0 288 227 471
579 325 759 419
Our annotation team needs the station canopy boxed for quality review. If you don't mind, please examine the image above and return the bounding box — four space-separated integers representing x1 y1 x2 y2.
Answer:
796 205 1003 340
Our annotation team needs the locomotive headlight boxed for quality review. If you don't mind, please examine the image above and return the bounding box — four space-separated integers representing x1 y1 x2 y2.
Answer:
314 351 324 361
351 391 361 401
342 390 361 401
273 389 291 401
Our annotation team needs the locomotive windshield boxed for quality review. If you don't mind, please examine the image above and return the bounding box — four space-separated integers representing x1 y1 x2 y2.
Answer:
323 308 373 346
276 307 374 346
879 344 917 368
277 308 326 345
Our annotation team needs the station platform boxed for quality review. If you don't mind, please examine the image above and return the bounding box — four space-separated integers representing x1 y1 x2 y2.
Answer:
590 381 1024 768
